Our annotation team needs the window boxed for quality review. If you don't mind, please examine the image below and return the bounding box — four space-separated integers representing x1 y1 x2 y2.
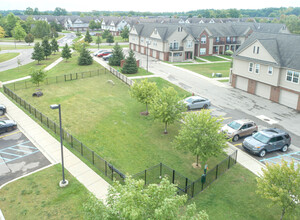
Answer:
257 47 260 54
249 62 253 72
232 37 236 42
200 48 206 55
216 37 219 42
186 40 192 48
255 64 260 74
141 38 144 43
174 41 179 49
200 35 206 44
226 37 230 43
178 26 183 32
286 70 299 83
268 66 273 75
173 52 182 57
253 46 256 53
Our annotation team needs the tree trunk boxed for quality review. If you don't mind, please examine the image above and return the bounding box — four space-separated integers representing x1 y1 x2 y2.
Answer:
196 155 199 167
145 103 149 115
164 122 168 134
280 208 285 220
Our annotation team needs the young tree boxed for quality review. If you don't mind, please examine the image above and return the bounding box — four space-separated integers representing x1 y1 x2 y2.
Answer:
61 43 72 62
78 46 93 65
108 43 124 66
84 29 93 43
31 20 51 39
106 33 114 43
0 26 5 38
89 20 97 30
24 33 34 45
102 29 110 39
150 87 185 134
30 68 47 87
50 38 59 54
41 37 52 59
95 35 101 49
13 22 26 41
121 50 138 74
256 160 300 220
17 58 22 71
120 26 129 41
31 42 44 64
130 79 158 115
5 13 17 37
174 111 228 167
83 177 209 220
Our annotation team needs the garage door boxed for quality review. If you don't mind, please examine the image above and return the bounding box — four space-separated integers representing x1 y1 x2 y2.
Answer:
153 50 156 58
279 89 299 109
160 52 164 60
255 82 271 99
235 76 248 91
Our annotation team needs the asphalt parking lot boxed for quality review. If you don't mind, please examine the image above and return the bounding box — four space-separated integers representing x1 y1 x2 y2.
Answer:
0 116 51 186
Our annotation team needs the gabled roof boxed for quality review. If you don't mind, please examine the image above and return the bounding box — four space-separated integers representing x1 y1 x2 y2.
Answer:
234 32 300 70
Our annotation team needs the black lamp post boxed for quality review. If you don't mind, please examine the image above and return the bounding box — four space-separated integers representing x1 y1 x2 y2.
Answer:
50 104 68 187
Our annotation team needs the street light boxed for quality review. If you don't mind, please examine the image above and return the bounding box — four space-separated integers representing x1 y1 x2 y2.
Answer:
50 104 68 187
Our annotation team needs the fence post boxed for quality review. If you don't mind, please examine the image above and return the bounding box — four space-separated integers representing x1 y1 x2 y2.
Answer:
81 142 83 155
160 162 162 178
92 151 94 165
145 170 147 185
76 72 78 79
105 161 107 176
54 123 56 134
34 108 36 118
235 150 238 164
185 178 188 193
191 182 194 198
172 170 175 184
202 181 204 191
71 135 73 147
228 156 231 169
216 164 219 179
47 117 49 128
111 165 114 180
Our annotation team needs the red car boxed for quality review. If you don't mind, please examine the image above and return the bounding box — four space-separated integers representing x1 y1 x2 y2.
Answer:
97 51 112 57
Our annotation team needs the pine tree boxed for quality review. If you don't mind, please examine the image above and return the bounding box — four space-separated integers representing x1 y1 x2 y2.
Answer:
41 37 52 59
78 46 93 65
31 42 44 64
24 33 34 45
122 50 138 74
61 43 72 62
106 33 114 43
84 29 93 43
51 38 59 54
109 43 124 66
96 35 101 49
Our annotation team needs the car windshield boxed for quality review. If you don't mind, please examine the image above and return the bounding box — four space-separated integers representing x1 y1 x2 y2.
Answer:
185 98 195 103
227 121 241 130
253 132 270 144
0 121 5 125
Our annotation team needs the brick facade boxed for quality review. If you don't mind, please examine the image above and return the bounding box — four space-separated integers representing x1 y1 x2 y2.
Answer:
247 79 256 94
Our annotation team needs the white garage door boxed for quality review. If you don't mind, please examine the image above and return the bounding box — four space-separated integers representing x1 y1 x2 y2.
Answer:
279 89 299 109
255 82 271 99
153 50 156 58
235 76 248 91
160 52 164 60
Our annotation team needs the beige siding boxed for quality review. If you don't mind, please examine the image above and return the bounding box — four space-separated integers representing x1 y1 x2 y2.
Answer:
278 68 300 92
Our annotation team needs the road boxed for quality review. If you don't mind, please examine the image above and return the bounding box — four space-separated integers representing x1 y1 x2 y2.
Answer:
58 32 77 46
0 49 33 72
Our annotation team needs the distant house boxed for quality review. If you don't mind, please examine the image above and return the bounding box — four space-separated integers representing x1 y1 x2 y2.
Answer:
231 32 300 111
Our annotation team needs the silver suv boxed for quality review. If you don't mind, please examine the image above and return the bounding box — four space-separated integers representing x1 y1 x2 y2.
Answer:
242 128 291 157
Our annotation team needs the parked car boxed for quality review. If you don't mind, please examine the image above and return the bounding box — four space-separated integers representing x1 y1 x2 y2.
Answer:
0 104 6 116
221 119 258 142
242 128 291 157
103 54 113 61
97 51 112 57
183 96 210 110
93 49 107 56
0 120 17 134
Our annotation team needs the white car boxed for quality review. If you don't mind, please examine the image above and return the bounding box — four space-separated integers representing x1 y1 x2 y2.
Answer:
183 96 211 110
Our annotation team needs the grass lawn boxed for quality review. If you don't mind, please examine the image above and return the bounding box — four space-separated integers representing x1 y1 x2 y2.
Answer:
91 35 128 43
218 79 229 83
199 56 228 62
111 65 154 77
0 45 33 50
0 53 61 82
195 58 206 63
176 62 232 78
14 75 226 180
0 52 19 62
0 165 91 219
192 164 281 220
219 55 233 60
88 44 129 49
46 53 103 77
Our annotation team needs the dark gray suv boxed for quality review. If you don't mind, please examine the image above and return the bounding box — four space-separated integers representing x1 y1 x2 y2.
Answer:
242 128 291 157
0 104 6 116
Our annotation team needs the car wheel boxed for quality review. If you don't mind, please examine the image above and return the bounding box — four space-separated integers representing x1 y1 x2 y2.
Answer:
6 127 13 132
233 135 239 142
259 150 266 157
252 131 257 135
281 145 288 152
0 110 4 116
203 104 208 109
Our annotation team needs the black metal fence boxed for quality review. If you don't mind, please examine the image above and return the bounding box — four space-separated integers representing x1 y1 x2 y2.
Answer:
109 67 134 86
132 150 238 198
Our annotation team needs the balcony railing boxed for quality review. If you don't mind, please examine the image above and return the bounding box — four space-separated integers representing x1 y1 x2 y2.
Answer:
214 40 241 45
169 46 184 51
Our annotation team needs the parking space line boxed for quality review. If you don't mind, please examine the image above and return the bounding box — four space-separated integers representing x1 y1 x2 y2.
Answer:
16 145 37 150
0 141 30 149
10 147 34 153
0 151 40 165
1 151 21 157
222 117 232 120
234 143 242 146
260 151 300 163
0 131 21 139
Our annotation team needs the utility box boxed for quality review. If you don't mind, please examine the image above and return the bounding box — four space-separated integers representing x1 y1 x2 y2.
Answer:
215 73 222 77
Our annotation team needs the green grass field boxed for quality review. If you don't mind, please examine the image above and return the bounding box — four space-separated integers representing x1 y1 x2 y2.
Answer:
0 165 90 219
199 56 228 62
0 45 33 50
91 35 127 43
0 52 19 62
176 62 231 78
88 44 129 49
111 65 154 77
0 53 61 82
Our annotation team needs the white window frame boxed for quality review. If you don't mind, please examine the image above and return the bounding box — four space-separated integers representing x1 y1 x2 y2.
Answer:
200 48 206 55
173 41 179 50
216 37 219 42
200 35 206 44
186 40 192 48
257 47 260 54
268 66 273 75
255 64 260 74
286 70 299 84
248 62 254 72
253 46 256 54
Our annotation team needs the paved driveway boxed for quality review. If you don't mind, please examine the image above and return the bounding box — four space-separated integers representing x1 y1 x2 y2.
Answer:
0 116 51 186
0 49 33 72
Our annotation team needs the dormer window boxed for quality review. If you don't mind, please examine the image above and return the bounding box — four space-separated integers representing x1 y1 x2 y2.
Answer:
253 46 256 54
257 47 260 54
178 26 183 32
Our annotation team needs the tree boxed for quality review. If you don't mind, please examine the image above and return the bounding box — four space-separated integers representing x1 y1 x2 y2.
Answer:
0 26 5 38
50 21 63 32
30 68 46 87
72 40 89 53
53 7 67 16
33 8 40 15
24 33 34 45
31 42 44 64
89 20 97 30
41 37 52 59
120 26 129 41
17 58 22 71
12 21 26 44
95 35 101 49
150 87 185 134
228 9 241 18
84 29 93 43
108 43 124 66
31 20 50 39
83 177 209 220
24 16 34 33
50 38 59 54
121 50 138 74
5 13 18 37
102 29 110 39
106 33 114 43
61 43 72 62
174 110 228 167
256 160 300 220
50 27 58 38
130 79 158 115
25 7 34 15
78 46 93 65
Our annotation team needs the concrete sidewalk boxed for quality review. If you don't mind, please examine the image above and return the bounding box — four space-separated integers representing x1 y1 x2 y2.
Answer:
0 92 109 201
